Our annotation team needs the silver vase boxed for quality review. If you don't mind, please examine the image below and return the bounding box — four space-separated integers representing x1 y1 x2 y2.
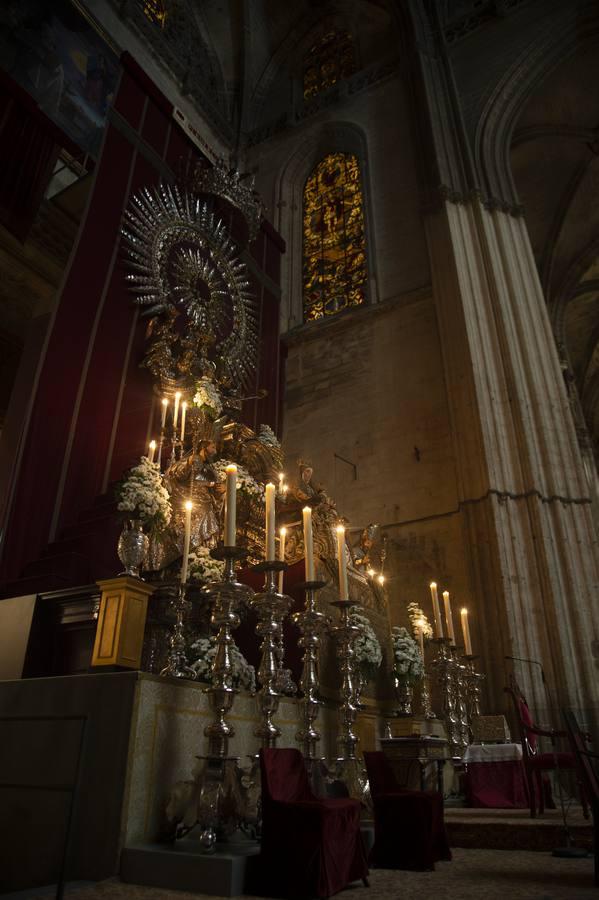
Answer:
117 519 149 579
394 676 415 716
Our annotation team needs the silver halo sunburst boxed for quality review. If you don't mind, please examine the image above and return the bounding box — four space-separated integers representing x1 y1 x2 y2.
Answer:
121 181 259 393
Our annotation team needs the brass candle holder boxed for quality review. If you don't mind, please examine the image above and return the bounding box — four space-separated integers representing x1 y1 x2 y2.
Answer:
250 560 291 748
293 580 328 764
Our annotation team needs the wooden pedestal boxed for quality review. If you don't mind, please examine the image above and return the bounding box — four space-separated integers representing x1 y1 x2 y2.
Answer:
91 577 155 669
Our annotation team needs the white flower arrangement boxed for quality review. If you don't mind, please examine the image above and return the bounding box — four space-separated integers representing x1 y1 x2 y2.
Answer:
391 626 424 680
188 547 225 584
407 602 433 640
116 456 172 530
212 459 265 499
349 607 383 681
189 636 256 692
257 424 280 449
192 377 223 419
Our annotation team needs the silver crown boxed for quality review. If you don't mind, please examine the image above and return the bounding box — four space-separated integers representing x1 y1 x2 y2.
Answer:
190 159 265 244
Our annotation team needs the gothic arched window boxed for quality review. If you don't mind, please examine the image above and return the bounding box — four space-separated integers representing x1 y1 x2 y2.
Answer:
303 153 367 321
302 30 357 100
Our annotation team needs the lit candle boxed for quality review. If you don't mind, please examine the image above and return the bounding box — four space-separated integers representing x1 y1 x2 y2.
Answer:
367 567 375 578
443 590 456 644
180 402 187 442
430 582 444 638
265 482 276 561
377 574 385 585
278 527 287 593
224 465 237 547
303 506 315 581
160 397 168 429
336 525 349 600
181 500 192 583
461 608 473 656
148 440 156 464
173 392 181 431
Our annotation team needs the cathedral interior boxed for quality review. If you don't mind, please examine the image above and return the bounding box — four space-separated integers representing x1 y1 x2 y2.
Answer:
0 1 599 898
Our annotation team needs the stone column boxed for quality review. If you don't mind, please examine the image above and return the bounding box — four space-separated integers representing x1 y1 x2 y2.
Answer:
426 196 599 730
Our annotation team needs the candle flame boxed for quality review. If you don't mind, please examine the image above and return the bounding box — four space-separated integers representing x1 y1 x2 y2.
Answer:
225 464 237 473
336 524 345 534
175 391 181 399
184 500 192 511
443 590 449 599
182 401 187 409
149 440 156 449
280 526 287 536
161 397 168 406
367 567 375 577
430 581 436 588
266 481 275 489
461 607 468 615
303 506 312 514
378 574 385 585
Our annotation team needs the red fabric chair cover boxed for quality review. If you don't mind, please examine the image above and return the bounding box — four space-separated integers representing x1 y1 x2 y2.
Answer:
519 698 538 750
364 751 451 870
257 748 368 898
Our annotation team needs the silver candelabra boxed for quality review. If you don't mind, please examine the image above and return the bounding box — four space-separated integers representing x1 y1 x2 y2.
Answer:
432 637 461 756
329 599 370 804
250 561 291 748
293 580 328 766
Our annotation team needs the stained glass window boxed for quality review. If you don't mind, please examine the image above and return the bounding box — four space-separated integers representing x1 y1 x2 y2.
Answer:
141 1 168 29
303 153 367 321
303 30 356 100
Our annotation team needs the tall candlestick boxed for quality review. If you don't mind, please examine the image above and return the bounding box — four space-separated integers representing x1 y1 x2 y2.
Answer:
461 608 473 655
148 440 156 464
161 397 168 429
303 506 315 581
430 582 444 638
336 525 349 600
173 392 181 430
417 620 425 661
224 465 237 547
181 500 192 583
180 402 187 442
265 482 276 561
278 527 286 593
443 590 456 644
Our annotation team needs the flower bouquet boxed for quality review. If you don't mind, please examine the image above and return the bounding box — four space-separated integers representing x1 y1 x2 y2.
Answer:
391 625 424 716
349 607 382 702
115 456 172 577
189 636 256 693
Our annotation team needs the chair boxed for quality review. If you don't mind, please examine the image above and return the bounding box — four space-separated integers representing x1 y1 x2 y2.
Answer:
505 682 587 818
363 751 451 870
563 710 599 884
257 748 369 899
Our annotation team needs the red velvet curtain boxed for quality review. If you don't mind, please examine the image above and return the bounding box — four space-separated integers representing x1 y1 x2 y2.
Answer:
0 53 285 593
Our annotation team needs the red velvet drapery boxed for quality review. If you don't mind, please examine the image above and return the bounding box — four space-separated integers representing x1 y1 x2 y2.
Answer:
0 53 285 593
